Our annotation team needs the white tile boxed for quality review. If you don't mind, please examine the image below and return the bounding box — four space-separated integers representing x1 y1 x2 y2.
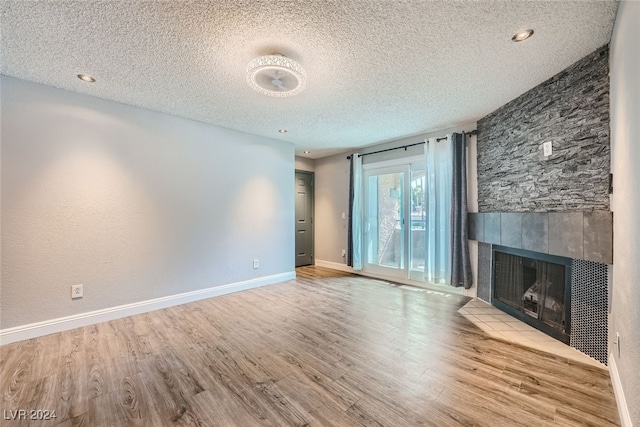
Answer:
506 322 537 332
537 341 571 353
461 314 480 322
487 331 504 340
496 330 524 340
476 323 495 333
517 330 550 341
500 316 523 322
474 314 502 322
466 299 492 308
491 313 519 321
462 304 608 369
485 322 516 331
513 338 536 346
533 334 561 343
462 307 496 314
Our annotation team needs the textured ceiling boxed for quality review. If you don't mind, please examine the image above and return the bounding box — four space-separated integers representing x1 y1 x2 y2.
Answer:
0 1 618 158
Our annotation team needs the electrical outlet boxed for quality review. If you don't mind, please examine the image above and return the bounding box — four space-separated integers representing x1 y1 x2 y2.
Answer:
253 259 259 269
71 284 83 299
341 249 346 257
543 141 553 157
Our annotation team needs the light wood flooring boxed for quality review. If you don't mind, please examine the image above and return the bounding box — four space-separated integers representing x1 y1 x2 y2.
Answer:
1 266 620 426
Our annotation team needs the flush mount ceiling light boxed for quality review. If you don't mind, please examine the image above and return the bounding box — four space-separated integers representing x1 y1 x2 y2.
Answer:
278 129 288 133
246 54 306 97
512 29 534 42
77 73 96 82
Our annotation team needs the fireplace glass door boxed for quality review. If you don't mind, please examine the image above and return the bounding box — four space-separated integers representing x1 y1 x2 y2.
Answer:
493 247 571 342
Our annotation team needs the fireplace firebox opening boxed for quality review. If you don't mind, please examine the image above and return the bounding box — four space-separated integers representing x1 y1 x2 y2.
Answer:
492 246 572 343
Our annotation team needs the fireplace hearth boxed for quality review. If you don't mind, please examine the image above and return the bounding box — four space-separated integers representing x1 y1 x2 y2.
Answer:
492 246 572 343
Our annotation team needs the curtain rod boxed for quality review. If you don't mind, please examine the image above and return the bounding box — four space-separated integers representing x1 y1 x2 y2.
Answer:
346 130 477 159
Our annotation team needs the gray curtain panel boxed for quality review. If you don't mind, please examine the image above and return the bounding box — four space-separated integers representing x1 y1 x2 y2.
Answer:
451 132 473 288
347 154 354 267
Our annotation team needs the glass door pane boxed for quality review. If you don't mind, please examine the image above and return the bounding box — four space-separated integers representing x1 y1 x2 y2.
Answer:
364 167 407 277
409 167 426 280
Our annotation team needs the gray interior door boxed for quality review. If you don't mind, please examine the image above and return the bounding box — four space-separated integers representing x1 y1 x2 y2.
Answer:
295 171 314 267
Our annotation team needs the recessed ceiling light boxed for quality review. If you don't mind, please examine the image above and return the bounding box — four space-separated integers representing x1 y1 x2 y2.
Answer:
77 74 96 82
303 150 310 154
512 29 534 42
279 129 288 133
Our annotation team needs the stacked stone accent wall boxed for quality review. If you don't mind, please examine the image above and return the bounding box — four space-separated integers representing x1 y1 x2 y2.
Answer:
477 45 610 212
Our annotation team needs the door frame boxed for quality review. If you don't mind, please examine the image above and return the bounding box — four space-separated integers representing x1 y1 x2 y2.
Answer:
362 155 424 280
294 170 314 267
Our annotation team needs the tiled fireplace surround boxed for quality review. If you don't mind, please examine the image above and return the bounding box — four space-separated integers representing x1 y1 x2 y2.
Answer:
468 211 612 365
468 45 612 365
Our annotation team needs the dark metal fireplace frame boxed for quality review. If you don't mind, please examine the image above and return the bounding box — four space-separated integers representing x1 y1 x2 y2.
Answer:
491 245 572 344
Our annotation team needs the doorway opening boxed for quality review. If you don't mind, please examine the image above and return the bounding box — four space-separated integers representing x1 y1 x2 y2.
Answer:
295 170 314 267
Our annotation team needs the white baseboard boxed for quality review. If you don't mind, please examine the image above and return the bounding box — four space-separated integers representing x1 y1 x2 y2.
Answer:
609 353 633 427
0 271 295 346
462 287 477 298
314 259 355 273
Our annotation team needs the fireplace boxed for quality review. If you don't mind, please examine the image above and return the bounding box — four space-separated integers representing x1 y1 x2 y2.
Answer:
492 246 572 343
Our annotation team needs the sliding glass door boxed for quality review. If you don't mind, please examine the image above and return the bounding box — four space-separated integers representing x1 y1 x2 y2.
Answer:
363 161 426 281
409 167 426 281
364 166 408 278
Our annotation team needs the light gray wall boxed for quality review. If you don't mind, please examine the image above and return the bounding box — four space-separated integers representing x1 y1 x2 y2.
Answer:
294 156 315 172
314 122 477 284
609 1 640 424
314 153 350 264
1 76 294 329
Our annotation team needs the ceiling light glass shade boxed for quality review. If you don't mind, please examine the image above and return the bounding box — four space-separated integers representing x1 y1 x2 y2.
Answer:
246 55 306 97
512 29 534 42
77 73 96 82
